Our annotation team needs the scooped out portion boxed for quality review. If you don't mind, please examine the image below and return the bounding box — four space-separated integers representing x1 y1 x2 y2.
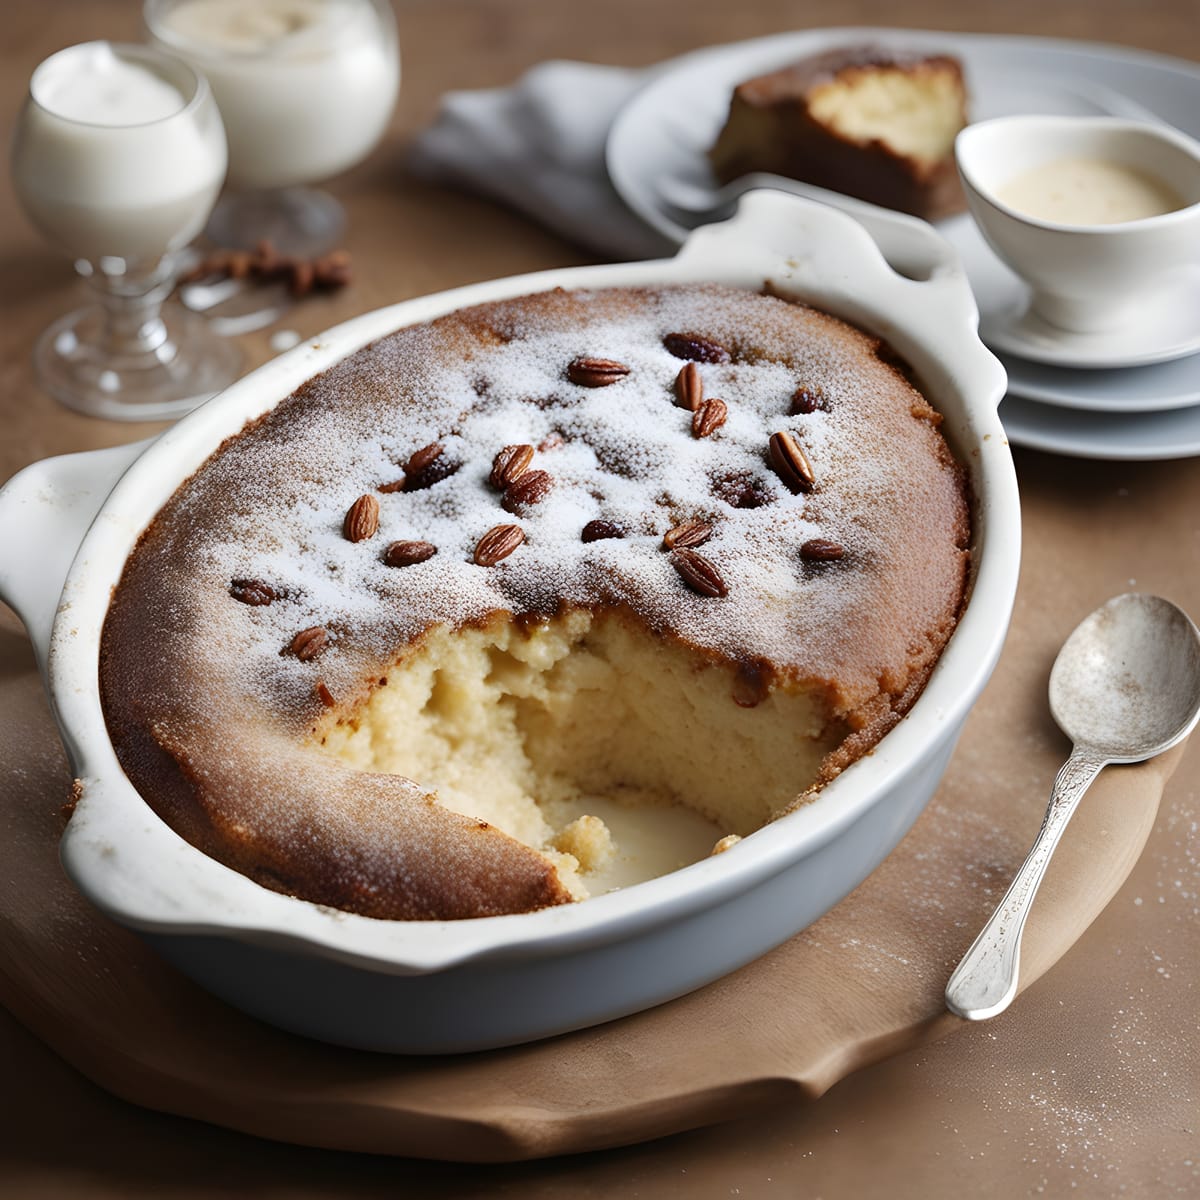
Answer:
318 607 843 898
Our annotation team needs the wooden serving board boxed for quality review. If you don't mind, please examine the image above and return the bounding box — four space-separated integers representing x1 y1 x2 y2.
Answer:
0 602 1180 1163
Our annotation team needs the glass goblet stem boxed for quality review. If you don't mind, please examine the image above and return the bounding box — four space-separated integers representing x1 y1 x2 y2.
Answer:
85 258 176 361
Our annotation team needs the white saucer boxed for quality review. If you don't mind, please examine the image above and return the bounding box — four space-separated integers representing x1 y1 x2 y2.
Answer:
944 215 1200 370
999 348 1200 413
999 392 1200 459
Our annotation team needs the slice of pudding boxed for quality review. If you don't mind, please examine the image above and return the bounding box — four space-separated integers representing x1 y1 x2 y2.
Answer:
709 47 970 220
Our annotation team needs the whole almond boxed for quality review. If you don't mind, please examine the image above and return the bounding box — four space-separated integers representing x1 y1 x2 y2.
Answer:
474 523 525 566
288 259 316 297
313 250 352 290
383 540 438 567
229 578 276 606
407 442 444 474
790 385 828 415
502 469 553 512
670 548 728 598
252 238 283 276
768 430 816 494
674 362 703 411
663 332 731 363
405 442 458 491
285 626 328 661
489 443 535 490
800 537 845 562
663 519 712 550
567 357 630 387
581 519 624 542
692 397 728 439
227 250 253 280
343 494 380 542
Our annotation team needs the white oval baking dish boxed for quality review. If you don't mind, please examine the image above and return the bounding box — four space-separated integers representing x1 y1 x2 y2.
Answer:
0 192 1019 1052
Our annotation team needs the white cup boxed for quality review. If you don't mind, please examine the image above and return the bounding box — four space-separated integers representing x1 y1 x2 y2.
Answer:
955 115 1200 334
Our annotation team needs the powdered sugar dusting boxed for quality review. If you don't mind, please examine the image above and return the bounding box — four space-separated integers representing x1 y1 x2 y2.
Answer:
160 285 967 724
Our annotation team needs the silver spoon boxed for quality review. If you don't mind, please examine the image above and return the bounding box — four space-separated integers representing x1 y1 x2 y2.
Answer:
945 593 1200 1021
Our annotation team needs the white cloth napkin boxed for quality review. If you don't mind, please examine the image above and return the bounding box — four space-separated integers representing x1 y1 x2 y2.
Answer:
407 60 676 261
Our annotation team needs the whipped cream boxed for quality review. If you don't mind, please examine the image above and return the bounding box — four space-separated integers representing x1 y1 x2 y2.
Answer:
33 42 186 126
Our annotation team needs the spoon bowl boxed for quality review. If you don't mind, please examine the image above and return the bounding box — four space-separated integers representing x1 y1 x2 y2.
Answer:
1049 593 1200 760
947 592 1200 1020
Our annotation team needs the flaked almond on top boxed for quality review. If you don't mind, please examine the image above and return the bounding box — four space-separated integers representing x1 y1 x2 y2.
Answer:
670 547 728 598
768 430 816 494
567 357 630 387
489 444 535 490
474 523 525 566
663 519 713 550
343 494 380 542
692 398 727 439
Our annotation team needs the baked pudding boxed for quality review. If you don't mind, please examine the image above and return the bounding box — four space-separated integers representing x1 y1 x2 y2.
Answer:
99 284 970 920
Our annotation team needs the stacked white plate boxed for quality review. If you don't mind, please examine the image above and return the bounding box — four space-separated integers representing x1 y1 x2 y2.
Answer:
606 28 1200 460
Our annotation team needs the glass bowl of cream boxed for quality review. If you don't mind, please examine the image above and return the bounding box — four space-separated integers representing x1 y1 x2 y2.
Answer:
144 0 399 256
955 115 1200 334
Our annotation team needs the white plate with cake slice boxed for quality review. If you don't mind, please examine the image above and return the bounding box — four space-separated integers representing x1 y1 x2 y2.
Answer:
608 29 1200 245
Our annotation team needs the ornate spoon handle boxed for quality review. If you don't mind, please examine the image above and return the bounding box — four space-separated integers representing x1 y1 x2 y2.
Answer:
945 746 1109 1020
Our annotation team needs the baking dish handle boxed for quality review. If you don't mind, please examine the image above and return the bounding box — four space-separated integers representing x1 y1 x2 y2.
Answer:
0 439 152 675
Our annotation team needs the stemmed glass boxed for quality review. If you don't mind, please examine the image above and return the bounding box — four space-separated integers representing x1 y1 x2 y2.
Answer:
144 0 400 258
11 42 240 421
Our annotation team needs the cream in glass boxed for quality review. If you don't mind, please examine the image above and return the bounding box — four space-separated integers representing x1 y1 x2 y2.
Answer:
11 41 239 420
146 0 400 255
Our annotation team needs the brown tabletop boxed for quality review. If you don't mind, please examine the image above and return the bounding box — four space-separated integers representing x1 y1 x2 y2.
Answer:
2 1 1199 1196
